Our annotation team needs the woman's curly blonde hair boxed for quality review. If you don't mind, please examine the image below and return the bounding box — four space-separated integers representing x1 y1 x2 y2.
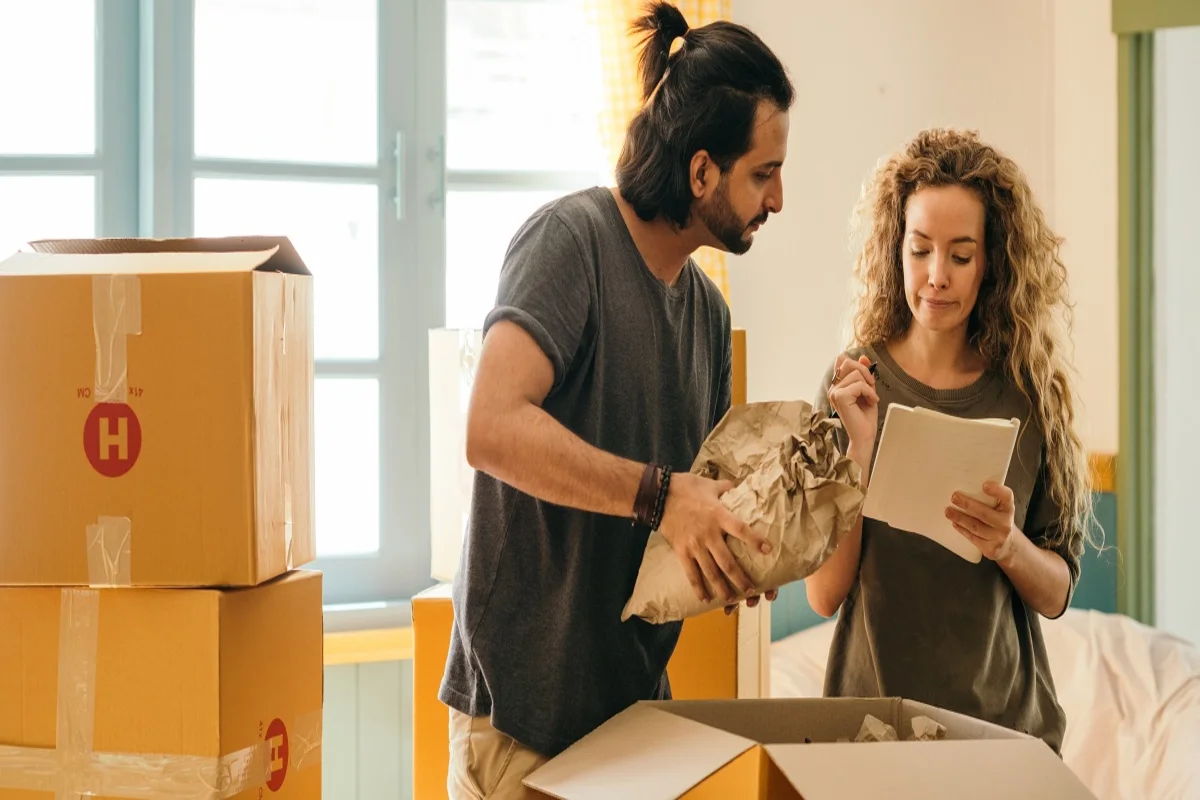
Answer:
849 128 1096 551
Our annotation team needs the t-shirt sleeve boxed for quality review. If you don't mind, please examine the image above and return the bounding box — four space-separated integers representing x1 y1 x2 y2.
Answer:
1024 459 1085 619
482 210 593 395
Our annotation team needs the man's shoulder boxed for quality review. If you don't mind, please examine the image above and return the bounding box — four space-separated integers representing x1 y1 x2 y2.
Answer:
531 186 613 230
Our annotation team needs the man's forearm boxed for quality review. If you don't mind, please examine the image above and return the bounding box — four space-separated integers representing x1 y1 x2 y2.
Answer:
468 401 644 518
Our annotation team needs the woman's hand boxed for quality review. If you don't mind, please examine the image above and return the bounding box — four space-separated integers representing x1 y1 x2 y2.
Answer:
827 354 880 458
945 481 1020 564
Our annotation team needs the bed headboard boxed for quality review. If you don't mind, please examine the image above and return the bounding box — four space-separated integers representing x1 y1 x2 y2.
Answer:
770 491 1120 642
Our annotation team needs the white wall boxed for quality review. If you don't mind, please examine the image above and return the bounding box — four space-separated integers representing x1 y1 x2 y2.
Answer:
1154 24 1200 647
1052 0 1119 453
730 0 1119 453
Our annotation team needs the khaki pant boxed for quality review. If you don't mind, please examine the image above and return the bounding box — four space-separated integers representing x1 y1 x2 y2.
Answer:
447 708 549 799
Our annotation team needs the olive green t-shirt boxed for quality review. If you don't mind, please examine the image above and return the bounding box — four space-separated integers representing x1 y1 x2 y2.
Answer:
815 343 1083 753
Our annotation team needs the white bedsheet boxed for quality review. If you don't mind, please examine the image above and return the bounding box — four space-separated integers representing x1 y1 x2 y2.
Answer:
769 609 1200 800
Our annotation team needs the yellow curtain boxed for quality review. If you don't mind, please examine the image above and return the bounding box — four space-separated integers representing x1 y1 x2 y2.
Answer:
585 0 733 302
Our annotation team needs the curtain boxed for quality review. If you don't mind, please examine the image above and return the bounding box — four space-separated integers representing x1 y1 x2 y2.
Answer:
585 0 733 302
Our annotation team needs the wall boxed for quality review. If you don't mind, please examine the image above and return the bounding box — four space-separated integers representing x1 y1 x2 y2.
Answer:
729 0 1119 454
323 661 415 799
1154 23 1200 647
1051 0 1119 453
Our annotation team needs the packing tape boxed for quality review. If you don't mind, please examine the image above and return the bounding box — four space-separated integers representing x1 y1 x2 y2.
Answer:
256 277 296 579
92 275 142 405
86 515 132 586
0 589 322 799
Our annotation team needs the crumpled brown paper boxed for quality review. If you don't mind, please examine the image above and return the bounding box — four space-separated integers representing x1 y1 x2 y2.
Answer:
909 716 947 742
855 715 899 743
621 400 866 624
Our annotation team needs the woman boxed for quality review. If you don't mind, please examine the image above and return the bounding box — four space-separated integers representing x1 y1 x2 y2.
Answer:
807 128 1095 754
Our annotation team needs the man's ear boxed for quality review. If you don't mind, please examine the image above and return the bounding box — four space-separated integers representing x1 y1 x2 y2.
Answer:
689 150 714 199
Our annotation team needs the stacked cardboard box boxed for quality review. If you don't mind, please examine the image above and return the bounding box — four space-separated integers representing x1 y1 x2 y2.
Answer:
0 237 323 799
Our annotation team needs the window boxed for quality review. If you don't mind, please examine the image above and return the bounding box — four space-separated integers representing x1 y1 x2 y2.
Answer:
445 0 608 329
0 1 137 254
0 0 603 606
185 0 442 604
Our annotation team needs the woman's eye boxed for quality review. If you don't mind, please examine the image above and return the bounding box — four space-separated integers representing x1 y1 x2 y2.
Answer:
953 255 972 265
910 249 929 258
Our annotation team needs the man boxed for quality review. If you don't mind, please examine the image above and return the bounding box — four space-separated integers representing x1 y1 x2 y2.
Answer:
441 2 794 796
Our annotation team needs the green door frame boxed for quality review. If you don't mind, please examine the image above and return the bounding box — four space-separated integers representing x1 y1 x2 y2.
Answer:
1113 0 1200 625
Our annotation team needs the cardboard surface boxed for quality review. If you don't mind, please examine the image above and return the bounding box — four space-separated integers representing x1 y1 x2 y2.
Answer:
766 740 1090 800
0 569 324 799
524 698 1098 800
525 705 754 800
0 237 314 587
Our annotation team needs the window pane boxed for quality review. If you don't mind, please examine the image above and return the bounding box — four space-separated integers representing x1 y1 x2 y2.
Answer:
193 178 379 360
194 0 377 164
0 176 95 258
315 378 380 556
445 189 569 329
0 1 95 154
447 0 605 172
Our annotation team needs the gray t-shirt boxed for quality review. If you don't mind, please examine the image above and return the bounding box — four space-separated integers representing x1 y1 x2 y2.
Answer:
815 343 1083 753
439 186 732 757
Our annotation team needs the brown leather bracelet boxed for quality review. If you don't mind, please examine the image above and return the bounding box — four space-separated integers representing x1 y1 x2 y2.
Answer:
633 462 660 527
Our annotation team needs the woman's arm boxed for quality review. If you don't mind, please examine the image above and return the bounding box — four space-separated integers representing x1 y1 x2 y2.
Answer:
806 442 871 617
946 483 1072 618
805 354 879 618
995 530 1072 618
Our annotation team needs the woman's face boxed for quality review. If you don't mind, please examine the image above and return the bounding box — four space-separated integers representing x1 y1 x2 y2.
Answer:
901 185 987 336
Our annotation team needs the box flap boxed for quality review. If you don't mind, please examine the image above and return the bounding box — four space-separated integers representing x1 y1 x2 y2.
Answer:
4 235 310 275
765 740 1097 799
645 697 909 743
523 703 756 800
0 249 278 276
898 699 1027 740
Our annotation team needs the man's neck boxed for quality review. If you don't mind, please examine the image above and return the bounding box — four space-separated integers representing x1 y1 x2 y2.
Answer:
610 188 707 286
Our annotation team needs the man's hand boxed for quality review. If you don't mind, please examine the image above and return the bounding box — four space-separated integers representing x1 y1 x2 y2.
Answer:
725 588 778 616
657 472 772 605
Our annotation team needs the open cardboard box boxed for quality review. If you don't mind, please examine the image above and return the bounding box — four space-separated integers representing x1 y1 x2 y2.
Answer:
523 697 1097 799
411 582 770 798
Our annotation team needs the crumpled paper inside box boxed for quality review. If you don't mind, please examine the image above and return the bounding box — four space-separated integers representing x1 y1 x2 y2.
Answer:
855 715 898 743
909 716 947 742
621 400 866 624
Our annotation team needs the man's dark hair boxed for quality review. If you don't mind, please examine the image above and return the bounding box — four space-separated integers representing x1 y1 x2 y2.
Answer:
615 2 794 228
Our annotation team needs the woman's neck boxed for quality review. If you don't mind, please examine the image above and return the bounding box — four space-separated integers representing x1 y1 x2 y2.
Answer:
889 325 986 390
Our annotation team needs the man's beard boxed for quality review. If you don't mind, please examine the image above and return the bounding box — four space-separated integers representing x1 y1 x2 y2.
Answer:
696 178 766 255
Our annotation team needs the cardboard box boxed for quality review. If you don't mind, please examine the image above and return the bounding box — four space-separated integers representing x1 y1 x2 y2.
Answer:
0 570 324 799
0 237 314 587
523 697 1097 799
411 583 770 799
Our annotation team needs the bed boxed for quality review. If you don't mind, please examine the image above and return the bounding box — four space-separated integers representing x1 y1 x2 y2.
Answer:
769 609 1200 799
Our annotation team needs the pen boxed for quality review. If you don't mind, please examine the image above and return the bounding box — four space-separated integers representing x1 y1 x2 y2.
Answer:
828 361 878 420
